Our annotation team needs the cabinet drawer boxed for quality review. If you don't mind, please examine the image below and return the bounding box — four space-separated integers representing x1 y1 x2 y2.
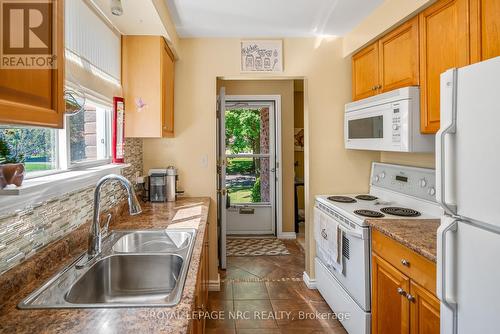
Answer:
372 230 436 294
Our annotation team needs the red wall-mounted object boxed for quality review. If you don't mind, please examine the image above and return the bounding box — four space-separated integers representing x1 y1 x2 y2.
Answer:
112 97 125 163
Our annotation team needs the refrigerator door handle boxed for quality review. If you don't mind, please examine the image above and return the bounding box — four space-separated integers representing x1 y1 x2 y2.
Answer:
438 218 458 334
436 69 458 215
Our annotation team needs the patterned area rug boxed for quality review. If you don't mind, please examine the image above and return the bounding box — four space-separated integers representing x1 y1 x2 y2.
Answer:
227 238 291 257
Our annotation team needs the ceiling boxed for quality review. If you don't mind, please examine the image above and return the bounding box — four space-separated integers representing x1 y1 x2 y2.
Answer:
91 0 167 36
164 0 384 37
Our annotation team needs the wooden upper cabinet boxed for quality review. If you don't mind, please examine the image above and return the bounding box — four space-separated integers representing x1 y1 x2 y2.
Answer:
409 281 441 334
161 41 175 137
419 0 470 134
470 0 500 63
122 36 175 138
379 17 419 93
0 0 64 128
372 254 410 334
352 43 379 101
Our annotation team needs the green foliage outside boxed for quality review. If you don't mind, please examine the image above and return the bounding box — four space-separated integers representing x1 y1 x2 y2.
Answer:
0 127 55 171
229 186 252 203
225 108 261 155
226 157 254 174
225 108 263 204
251 177 261 202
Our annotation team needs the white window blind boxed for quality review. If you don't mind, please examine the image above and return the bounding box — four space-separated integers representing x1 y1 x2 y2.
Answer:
65 0 121 83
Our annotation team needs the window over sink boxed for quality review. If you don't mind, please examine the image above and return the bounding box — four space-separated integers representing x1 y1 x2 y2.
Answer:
0 97 112 178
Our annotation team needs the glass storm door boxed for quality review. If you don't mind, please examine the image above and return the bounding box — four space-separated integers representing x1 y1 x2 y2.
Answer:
224 100 276 235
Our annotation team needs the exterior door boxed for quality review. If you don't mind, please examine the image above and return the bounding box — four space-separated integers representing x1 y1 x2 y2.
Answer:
216 87 227 269
224 99 276 235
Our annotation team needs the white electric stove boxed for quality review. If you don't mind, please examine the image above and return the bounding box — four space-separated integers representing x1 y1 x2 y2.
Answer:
314 162 442 334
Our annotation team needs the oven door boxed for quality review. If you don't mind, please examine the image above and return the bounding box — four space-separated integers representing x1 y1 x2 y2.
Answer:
317 206 371 311
344 103 396 151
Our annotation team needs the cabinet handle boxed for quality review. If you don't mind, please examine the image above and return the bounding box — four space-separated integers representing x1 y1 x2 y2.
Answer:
377 84 382 90
321 229 328 240
372 86 377 91
406 293 415 302
397 287 406 296
401 259 410 266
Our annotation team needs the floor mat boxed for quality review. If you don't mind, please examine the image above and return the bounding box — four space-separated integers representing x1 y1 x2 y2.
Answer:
227 238 291 256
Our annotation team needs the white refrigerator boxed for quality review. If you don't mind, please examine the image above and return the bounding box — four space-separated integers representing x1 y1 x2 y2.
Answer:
436 56 500 334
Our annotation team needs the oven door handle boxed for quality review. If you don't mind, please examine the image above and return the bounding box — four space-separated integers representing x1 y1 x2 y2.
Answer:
338 224 364 239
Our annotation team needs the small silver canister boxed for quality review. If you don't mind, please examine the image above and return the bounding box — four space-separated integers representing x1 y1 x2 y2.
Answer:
166 166 178 202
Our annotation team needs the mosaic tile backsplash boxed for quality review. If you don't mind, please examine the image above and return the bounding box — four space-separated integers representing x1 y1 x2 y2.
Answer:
0 138 143 276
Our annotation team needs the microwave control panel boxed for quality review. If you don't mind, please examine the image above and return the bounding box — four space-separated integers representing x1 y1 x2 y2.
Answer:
391 103 401 143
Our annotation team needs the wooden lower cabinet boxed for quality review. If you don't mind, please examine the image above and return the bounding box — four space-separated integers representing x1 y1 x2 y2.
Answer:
372 234 439 334
409 281 441 334
190 227 209 334
372 254 410 334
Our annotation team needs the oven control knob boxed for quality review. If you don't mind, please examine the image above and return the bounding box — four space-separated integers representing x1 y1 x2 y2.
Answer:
380 172 386 179
374 175 380 182
419 179 427 188
428 187 436 196
392 124 400 130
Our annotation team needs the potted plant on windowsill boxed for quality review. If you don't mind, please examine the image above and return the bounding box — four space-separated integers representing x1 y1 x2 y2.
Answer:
0 137 25 188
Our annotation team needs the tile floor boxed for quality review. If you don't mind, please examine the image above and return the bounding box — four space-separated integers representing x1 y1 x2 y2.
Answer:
206 240 347 334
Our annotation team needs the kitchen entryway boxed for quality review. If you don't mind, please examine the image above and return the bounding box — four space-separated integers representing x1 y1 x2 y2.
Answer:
206 240 347 333
217 89 283 269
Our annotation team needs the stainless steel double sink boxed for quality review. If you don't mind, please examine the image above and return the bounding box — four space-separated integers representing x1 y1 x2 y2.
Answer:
18 229 196 309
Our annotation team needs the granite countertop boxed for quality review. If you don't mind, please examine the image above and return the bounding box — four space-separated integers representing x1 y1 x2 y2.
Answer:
0 197 210 334
367 218 440 262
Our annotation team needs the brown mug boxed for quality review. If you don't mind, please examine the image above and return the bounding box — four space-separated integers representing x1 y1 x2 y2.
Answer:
2 163 25 187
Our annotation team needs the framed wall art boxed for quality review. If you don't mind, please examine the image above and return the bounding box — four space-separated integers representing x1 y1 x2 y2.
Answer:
241 40 283 72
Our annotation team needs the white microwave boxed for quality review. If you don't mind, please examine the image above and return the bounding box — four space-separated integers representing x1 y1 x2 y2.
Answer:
344 86 434 152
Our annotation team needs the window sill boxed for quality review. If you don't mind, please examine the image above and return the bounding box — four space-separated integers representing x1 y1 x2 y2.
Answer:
0 163 130 214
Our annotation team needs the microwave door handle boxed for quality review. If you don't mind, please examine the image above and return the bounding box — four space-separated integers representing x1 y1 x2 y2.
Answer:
436 69 458 215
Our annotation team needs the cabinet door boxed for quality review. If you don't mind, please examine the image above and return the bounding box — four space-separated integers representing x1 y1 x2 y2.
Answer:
162 42 175 137
379 17 419 93
470 0 500 63
0 0 64 128
419 0 470 134
372 254 411 334
409 281 440 334
352 43 379 101
122 36 162 138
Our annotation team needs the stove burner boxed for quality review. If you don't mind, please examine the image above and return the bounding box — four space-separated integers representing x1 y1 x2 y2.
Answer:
355 195 378 201
327 196 356 203
381 207 421 217
354 209 385 218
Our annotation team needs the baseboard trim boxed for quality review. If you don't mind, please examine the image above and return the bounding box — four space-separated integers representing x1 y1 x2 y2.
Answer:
208 274 221 291
303 271 317 289
277 232 296 239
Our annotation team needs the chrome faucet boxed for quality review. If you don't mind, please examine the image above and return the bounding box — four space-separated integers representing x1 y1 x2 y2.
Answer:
87 174 142 260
